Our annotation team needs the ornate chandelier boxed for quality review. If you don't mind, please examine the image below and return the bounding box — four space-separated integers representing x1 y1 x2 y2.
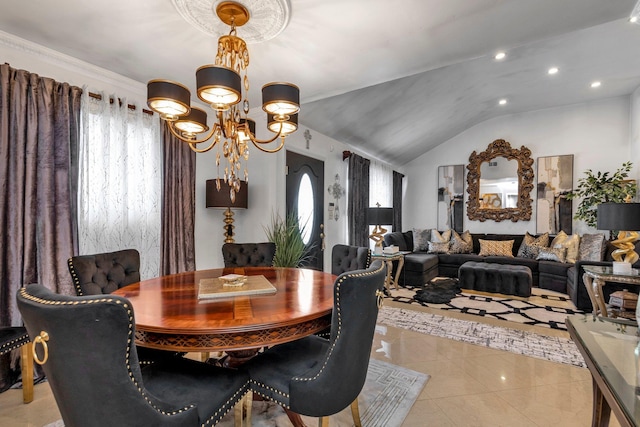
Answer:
146 1 299 201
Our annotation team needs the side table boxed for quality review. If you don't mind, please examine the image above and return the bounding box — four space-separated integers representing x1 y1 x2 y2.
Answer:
371 251 409 291
583 265 640 318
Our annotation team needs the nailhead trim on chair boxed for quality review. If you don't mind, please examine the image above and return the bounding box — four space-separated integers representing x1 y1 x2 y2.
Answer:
249 261 386 405
18 288 196 418
202 385 251 427
0 334 30 356
67 257 85 296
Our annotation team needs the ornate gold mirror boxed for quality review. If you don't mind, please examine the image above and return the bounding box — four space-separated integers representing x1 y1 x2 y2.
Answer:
466 139 534 222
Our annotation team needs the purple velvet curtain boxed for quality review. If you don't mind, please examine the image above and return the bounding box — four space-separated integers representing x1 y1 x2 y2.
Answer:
0 65 81 392
0 64 81 326
347 153 370 247
160 122 196 275
393 171 404 232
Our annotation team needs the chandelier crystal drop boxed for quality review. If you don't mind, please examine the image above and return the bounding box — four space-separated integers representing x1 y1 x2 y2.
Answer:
147 1 299 200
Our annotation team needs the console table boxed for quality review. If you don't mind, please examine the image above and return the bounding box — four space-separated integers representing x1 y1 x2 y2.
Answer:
566 315 640 427
583 266 640 318
371 251 409 291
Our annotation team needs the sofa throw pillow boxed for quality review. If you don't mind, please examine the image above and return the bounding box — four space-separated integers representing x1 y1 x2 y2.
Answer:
431 229 452 243
412 228 431 252
478 239 514 257
536 247 567 263
550 231 580 264
517 232 549 258
449 230 473 254
578 233 606 262
428 241 450 254
519 244 542 259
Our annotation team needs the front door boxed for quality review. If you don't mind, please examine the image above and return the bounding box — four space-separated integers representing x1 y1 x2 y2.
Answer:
286 151 324 270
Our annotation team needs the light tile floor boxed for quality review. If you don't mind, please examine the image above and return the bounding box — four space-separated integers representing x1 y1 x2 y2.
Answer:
0 300 622 427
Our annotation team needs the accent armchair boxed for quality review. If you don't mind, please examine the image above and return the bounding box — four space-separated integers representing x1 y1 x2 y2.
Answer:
244 260 386 427
17 283 250 427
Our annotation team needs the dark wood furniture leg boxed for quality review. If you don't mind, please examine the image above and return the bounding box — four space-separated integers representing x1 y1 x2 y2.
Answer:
592 376 611 427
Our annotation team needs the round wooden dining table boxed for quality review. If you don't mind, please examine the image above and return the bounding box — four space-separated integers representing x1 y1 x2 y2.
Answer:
112 266 335 355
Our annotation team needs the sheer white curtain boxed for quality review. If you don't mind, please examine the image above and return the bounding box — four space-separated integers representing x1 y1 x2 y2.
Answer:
78 89 161 279
369 160 393 250
369 160 393 208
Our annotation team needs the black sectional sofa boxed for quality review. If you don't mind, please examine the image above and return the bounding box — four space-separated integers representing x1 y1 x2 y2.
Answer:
383 230 640 312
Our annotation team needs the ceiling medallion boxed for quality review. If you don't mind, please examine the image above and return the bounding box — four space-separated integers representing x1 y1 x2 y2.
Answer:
172 0 291 44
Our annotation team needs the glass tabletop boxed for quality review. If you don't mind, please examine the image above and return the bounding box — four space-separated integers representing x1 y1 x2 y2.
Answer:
567 315 640 425
583 265 640 279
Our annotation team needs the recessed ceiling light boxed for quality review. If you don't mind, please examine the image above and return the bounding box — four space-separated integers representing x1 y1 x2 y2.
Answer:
498 99 507 106
631 16 638 23
548 67 559 75
494 52 506 60
590 81 601 88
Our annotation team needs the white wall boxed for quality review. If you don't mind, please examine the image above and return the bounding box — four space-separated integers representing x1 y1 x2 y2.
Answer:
403 96 633 236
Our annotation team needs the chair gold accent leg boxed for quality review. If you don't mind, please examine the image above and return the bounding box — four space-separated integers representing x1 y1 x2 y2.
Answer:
351 399 362 427
318 416 329 427
234 396 243 427
201 352 210 362
20 342 34 403
245 391 252 427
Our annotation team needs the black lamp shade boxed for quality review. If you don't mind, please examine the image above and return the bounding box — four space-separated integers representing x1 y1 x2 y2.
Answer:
147 79 191 118
239 118 256 140
267 113 298 135
174 106 209 134
597 203 640 230
367 207 394 225
262 83 300 116
196 65 242 107
206 179 248 209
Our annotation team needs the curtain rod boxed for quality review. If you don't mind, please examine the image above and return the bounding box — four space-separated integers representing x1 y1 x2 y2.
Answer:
87 92 154 116
2 62 155 116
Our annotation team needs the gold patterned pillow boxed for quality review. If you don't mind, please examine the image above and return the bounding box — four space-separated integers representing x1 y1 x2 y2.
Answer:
517 232 549 258
449 230 473 254
428 241 450 254
550 231 580 264
478 239 514 257
431 229 452 243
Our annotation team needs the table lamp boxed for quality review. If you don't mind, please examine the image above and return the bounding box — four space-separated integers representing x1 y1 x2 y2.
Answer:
206 179 248 243
367 203 394 255
597 202 640 274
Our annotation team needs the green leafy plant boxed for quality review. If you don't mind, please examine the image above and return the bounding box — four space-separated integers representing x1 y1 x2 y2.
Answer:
566 161 637 228
263 212 313 267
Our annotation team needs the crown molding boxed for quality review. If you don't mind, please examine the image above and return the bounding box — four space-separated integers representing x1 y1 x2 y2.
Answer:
0 30 146 95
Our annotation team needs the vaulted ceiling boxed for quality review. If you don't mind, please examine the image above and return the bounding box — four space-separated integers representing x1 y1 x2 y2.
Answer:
1 0 639 166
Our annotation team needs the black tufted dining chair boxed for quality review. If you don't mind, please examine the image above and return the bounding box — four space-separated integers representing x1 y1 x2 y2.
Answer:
67 249 141 296
0 327 33 403
244 260 386 427
222 242 276 267
17 283 250 427
68 249 179 363
331 244 371 276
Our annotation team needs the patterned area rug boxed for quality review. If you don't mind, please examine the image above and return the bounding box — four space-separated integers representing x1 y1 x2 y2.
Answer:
387 281 583 330
378 306 586 368
45 359 428 427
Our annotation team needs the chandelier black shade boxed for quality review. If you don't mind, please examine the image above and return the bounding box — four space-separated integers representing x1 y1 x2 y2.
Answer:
196 65 242 108
147 80 191 119
262 83 300 116
175 106 209 135
267 113 298 135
